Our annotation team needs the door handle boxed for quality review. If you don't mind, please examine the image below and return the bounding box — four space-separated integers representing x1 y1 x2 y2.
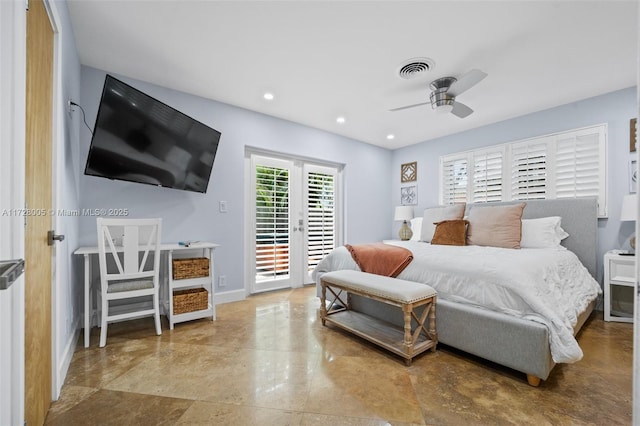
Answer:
47 230 65 246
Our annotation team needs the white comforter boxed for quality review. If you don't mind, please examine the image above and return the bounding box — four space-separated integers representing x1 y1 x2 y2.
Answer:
312 241 601 363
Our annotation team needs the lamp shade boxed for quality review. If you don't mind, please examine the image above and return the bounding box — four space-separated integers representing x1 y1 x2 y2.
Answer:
620 194 637 221
394 206 414 222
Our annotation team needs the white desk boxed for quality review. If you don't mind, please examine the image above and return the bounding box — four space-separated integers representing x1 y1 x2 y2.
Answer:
74 242 219 347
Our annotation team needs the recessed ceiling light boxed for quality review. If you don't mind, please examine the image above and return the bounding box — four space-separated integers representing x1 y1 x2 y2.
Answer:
263 92 274 100
387 134 395 140
336 116 346 124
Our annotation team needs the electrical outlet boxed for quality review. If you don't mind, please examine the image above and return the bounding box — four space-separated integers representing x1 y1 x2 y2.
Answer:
67 97 73 114
218 275 227 287
219 201 228 213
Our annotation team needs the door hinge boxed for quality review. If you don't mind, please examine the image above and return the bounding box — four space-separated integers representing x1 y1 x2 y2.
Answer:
25 0 29 11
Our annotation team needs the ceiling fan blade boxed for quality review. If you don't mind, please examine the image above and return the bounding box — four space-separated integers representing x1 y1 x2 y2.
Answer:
389 101 431 112
448 69 487 97
451 101 474 118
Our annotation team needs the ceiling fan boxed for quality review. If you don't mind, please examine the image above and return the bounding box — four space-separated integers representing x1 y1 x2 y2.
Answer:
390 69 488 118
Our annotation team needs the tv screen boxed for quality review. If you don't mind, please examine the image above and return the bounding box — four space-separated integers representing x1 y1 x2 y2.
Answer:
84 75 221 193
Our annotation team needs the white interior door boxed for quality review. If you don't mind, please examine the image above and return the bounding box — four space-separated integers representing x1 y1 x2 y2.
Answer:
249 154 341 293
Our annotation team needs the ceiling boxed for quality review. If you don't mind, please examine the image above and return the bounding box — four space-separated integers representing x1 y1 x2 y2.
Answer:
66 1 638 149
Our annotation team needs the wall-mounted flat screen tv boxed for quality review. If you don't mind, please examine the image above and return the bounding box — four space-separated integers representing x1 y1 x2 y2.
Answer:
84 75 221 193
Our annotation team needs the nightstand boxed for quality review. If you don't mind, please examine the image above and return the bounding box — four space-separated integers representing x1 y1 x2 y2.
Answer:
603 251 635 323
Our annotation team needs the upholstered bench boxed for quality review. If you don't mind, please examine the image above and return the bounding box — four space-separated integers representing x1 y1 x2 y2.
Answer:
320 270 437 365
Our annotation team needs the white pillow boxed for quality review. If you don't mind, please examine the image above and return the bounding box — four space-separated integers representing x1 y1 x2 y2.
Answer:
410 217 422 241
520 216 569 249
420 204 466 242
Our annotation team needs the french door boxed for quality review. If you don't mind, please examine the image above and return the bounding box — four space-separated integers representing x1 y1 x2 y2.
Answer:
249 154 340 293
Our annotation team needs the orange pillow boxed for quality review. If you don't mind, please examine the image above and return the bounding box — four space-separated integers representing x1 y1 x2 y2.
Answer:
431 220 468 246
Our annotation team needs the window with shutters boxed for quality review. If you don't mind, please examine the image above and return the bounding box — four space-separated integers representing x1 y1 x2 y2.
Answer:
306 171 336 273
441 155 469 205
255 165 290 281
511 139 550 200
440 124 607 216
473 149 504 203
555 129 602 201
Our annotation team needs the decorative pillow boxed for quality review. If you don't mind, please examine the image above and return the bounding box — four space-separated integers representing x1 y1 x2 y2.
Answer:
520 216 569 249
431 220 468 246
409 217 423 241
420 204 466 242
466 203 526 249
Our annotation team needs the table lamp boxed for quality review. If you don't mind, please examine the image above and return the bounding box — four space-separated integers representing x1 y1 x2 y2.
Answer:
620 194 637 254
394 206 414 241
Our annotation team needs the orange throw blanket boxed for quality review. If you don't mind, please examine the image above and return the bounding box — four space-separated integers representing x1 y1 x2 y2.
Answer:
345 243 413 277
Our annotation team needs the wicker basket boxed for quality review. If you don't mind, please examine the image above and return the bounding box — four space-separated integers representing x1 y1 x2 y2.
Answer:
173 288 208 314
172 257 209 280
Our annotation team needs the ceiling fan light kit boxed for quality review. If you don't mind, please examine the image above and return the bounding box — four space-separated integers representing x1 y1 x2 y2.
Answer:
429 80 455 112
434 103 454 115
391 69 487 119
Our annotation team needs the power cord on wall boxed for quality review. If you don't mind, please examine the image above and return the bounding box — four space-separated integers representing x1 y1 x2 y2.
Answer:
69 101 93 136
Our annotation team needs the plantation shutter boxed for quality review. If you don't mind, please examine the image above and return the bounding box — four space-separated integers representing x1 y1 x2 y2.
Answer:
441 155 469 204
306 169 336 273
255 164 290 281
473 149 503 202
511 140 549 200
554 128 603 215
439 124 607 216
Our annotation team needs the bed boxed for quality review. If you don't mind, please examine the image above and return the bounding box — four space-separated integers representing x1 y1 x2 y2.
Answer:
312 198 601 386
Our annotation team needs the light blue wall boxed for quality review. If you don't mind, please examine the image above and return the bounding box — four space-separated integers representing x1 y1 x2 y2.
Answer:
77 66 393 293
391 87 637 285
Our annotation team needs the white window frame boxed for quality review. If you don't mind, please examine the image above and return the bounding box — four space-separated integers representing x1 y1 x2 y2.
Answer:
439 124 608 217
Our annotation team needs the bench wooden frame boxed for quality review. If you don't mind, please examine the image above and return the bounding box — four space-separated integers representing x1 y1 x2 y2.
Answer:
320 273 437 365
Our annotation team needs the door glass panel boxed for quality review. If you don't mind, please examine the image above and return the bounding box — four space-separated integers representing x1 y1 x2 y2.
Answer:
306 171 336 275
255 165 290 283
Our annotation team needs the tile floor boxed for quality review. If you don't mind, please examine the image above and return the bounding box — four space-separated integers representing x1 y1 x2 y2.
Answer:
46 286 632 425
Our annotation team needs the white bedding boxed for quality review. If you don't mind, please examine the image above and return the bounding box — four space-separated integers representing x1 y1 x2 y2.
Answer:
312 241 601 363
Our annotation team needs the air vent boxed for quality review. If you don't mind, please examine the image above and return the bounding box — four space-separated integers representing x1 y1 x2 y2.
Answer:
397 58 435 80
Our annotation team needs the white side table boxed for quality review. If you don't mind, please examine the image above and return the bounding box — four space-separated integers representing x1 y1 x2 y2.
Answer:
603 251 635 323
166 244 217 329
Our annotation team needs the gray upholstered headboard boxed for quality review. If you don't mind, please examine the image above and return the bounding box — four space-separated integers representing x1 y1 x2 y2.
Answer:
464 197 598 279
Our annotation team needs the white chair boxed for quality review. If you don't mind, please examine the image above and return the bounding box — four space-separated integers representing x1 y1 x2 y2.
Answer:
96 218 162 347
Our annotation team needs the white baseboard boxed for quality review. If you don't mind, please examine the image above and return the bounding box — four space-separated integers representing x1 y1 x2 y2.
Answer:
54 318 80 400
215 289 245 305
